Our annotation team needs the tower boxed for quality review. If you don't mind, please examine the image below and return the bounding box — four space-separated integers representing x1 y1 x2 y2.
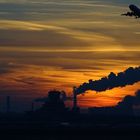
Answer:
72 86 80 113
73 86 77 109
6 96 10 113
31 102 34 112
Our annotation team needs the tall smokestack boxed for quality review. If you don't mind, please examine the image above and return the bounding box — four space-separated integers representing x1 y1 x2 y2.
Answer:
73 86 77 109
31 102 34 112
72 87 80 113
6 96 10 113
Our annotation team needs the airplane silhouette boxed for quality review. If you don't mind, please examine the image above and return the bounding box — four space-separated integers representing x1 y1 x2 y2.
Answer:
122 4 140 18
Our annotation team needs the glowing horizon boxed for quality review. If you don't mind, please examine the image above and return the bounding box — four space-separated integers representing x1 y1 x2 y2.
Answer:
0 0 140 112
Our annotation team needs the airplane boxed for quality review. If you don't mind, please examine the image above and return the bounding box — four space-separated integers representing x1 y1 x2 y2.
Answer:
121 4 140 18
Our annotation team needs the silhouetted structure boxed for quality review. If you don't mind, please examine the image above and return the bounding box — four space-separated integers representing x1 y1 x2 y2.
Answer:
89 105 134 117
72 87 80 113
73 87 77 109
31 102 34 112
33 90 69 121
6 96 11 113
89 90 140 117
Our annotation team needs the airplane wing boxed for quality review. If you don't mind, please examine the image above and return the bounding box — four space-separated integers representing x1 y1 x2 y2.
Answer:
121 12 134 16
121 12 140 18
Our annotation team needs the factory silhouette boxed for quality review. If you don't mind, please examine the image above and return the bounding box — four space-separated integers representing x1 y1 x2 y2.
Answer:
0 67 140 134
25 89 139 118
3 66 140 118
28 88 140 118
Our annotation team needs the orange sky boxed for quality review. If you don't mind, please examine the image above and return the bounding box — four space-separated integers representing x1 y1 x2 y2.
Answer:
0 0 140 111
0 53 140 110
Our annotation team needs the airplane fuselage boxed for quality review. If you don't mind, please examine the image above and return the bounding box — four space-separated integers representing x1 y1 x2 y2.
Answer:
129 4 140 17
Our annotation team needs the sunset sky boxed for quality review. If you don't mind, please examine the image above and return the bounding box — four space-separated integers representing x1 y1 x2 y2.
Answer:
0 0 140 112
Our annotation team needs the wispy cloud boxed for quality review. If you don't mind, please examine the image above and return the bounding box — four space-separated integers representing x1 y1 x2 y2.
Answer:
0 0 140 111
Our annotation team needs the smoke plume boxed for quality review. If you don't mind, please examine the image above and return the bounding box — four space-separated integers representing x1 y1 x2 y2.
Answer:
116 90 140 110
75 66 140 95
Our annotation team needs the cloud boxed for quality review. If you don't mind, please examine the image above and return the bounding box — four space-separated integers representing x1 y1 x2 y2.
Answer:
34 90 72 102
0 20 93 49
1 50 140 75
134 90 140 105
0 20 67 31
0 29 90 48
0 62 20 74
116 90 140 114
0 1 139 51
13 76 56 85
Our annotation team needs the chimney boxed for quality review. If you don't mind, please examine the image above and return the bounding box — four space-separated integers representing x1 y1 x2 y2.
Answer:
6 96 11 113
73 86 77 109
31 102 34 112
